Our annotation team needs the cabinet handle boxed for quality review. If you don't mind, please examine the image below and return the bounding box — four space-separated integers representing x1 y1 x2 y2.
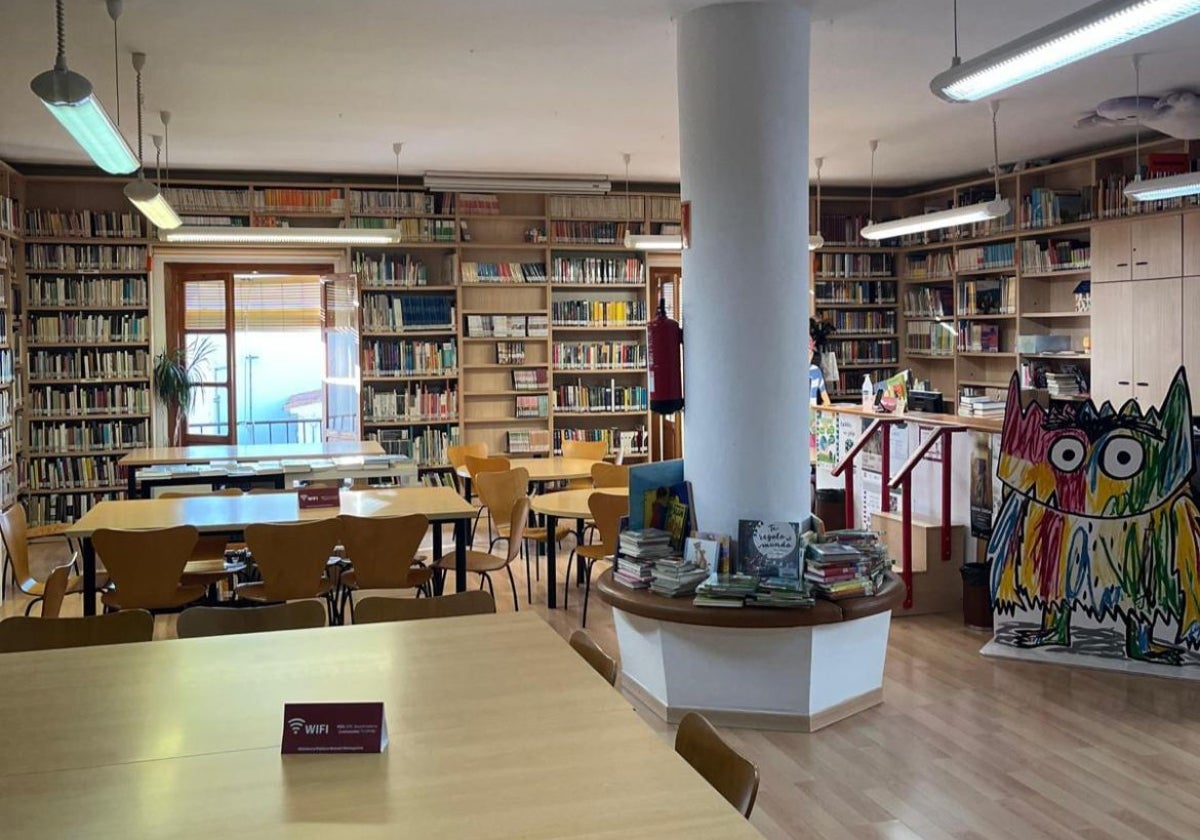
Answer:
1134 261 1149 266
1117 380 1131 385
1136 382 1150 387
1116 262 1129 267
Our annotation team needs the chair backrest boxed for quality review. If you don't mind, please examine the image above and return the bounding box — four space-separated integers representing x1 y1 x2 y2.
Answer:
475 467 530 527
40 563 73 618
674 712 760 818
353 591 497 624
569 629 617 686
562 440 608 461
93 526 200 610
338 513 429 589
244 519 342 601
588 492 627 557
591 462 630 489
464 454 511 480
0 504 34 593
177 601 327 638
447 442 488 471
0 611 155 653
504 496 531 563
158 488 244 499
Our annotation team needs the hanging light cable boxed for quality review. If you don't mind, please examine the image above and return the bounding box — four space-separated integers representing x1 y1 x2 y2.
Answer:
123 52 182 230
1119 53 1200 201
808 157 825 251
622 153 683 251
393 141 404 226
106 0 122 126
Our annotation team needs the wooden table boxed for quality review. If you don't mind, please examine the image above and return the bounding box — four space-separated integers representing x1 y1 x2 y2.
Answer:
120 441 387 497
455 456 600 500
64 487 475 615
0 613 760 839
531 488 628 609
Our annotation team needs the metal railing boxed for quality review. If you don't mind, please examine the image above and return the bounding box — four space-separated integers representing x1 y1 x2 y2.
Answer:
188 419 323 444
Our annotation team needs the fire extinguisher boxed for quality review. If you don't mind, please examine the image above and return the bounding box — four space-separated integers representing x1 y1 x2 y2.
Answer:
648 296 683 414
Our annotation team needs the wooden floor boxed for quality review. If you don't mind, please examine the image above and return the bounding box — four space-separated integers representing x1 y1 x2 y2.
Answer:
6 527 1200 840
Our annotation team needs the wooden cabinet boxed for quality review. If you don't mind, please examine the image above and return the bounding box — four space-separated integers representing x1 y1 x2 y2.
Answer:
1184 214 1200 276
1091 220 1133 283
1184 277 1200 409
1130 277 1182 407
1090 280 1134 405
1130 216 1183 280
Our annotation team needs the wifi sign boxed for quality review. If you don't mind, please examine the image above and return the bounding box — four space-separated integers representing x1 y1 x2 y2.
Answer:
281 702 388 753
287 717 306 734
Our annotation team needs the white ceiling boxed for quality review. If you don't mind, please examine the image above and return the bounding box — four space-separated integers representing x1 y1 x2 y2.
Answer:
1 0 1198 187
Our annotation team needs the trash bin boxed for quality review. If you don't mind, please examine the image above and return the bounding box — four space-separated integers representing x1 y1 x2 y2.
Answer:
814 489 846 533
960 562 993 630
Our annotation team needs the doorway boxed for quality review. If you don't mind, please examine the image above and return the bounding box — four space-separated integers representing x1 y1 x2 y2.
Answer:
648 266 683 460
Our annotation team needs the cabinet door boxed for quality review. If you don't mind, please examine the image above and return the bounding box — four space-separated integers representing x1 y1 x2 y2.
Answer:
1131 277 1182 410
1184 214 1200 277
1091 219 1132 283
1090 280 1134 405
1131 215 1182 281
1184 277 1200 409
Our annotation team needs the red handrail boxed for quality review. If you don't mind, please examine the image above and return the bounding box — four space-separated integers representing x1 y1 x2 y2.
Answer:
830 417 902 527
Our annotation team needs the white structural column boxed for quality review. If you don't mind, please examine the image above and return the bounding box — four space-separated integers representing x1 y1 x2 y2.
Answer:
678 2 812 535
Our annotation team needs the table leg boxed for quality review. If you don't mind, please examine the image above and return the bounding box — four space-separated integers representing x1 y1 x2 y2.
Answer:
463 476 472 503
454 518 468 594
126 468 137 499
82 537 97 616
546 513 558 609
576 517 586 585
432 523 445 596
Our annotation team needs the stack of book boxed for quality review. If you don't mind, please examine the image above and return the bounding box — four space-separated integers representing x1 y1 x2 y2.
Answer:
650 557 708 598
959 394 1006 417
613 556 654 589
612 528 673 589
693 575 759 608
748 577 815 608
1045 372 1081 397
804 531 890 600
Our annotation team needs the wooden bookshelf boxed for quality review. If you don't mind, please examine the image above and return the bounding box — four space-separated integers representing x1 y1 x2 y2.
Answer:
0 162 20 509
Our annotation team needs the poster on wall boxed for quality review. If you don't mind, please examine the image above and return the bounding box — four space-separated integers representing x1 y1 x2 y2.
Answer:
837 415 859 463
916 424 943 462
969 431 994 538
813 411 838 468
889 422 909 476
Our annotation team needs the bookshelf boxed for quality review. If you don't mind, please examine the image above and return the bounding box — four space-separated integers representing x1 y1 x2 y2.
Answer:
0 162 20 510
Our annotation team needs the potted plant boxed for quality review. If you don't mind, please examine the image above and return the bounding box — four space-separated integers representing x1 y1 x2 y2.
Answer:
153 340 213 446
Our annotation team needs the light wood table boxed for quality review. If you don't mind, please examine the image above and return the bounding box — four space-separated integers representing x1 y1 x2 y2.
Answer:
64 487 475 615
455 456 600 500
120 441 387 497
531 488 629 609
0 613 760 839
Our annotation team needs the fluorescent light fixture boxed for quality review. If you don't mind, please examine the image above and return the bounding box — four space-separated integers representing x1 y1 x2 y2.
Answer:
424 172 611 194
623 233 683 251
860 198 1011 241
808 234 825 251
1123 171 1200 201
931 0 1200 102
160 226 399 245
125 177 181 229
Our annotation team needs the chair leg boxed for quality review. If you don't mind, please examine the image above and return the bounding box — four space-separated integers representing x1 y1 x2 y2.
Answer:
523 541 533 604
24 596 43 617
582 559 596 627
506 565 519 612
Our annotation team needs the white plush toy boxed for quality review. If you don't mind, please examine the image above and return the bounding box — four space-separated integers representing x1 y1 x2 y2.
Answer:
1075 90 1200 139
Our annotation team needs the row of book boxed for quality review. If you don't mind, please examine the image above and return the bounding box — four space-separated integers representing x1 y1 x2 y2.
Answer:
349 190 454 216
1093 171 1200 219
1019 239 1089 273
351 217 458 242
957 242 1015 272
903 286 953 318
549 195 644 220
824 310 895 334
27 491 118 527
0 427 11 467
957 323 1002 353
24 210 146 239
361 295 455 332
552 341 646 370
515 394 550 418
0 196 16 234
804 531 889 600
814 252 893 278
826 338 898 365
28 419 148 452
648 196 681 221
29 384 150 417
0 349 11 383
554 382 647 413
460 262 546 284
373 425 461 466
550 299 647 327
958 277 1016 315
26 245 147 272
457 193 502 215
507 429 551 454
29 349 149 382
29 314 148 344
253 188 344 213
904 252 955 280
179 215 245 227
512 369 548 391
363 384 457 423
550 257 644 284
28 457 124 491
352 253 430 286
163 188 251 212
362 339 456 378
835 369 896 397
905 321 955 355
549 221 636 245
465 314 550 338
814 213 874 247
814 281 896 305
1018 188 1089 230
496 342 527 364
0 390 10 426
554 427 649 456
1019 361 1088 394
28 276 148 307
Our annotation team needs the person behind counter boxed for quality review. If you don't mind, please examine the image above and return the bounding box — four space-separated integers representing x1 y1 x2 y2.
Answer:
809 336 832 406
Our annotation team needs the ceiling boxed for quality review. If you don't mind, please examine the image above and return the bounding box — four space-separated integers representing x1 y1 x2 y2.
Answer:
1 0 1198 187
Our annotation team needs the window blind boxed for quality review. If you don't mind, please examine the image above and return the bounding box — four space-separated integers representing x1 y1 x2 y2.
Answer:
184 280 226 331
233 274 322 332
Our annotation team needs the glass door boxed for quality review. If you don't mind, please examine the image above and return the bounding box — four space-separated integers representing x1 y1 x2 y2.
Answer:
179 270 234 445
321 273 361 441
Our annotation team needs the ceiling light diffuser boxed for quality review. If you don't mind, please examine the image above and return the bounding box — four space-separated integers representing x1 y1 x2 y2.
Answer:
160 227 400 245
931 0 1200 102
125 177 181 230
861 199 1012 241
1123 170 1200 201
623 233 684 251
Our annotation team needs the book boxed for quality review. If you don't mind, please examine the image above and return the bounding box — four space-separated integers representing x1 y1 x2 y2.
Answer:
683 537 720 575
641 482 694 550
737 520 802 579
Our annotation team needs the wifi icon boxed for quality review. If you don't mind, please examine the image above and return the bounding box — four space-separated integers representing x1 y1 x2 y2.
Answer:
287 717 306 734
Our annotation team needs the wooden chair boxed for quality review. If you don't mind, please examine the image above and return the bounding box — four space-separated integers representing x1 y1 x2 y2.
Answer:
94 526 207 612
591 462 630 488
176 601 327 638
0 610 155 653
447 442 487 494
39 563 74 618
562 440 608 489
567 491 626 626
337 513 432 622
0 504 95 616
237 519 342 623
475 468 570 602
159 490 248 592
464 454 511 541
435 497 530 610
569 629 617 686
674 712 760 818
353 590 497 624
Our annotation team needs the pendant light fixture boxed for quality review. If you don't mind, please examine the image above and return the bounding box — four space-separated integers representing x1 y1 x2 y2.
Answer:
123 52 181 230
931 0 1200 103
808 157 825 251
862 106 1011 241
1122 55 1200 201
621 153 683 251
30 0 138 174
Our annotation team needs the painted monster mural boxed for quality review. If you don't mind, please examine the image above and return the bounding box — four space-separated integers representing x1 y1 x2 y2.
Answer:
988 369 1200 665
